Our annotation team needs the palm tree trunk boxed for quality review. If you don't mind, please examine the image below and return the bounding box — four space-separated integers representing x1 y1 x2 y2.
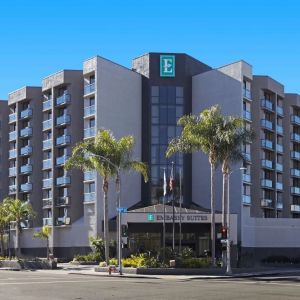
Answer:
47 238 49 260
222 170 226 227
103 178 110 264
210 162 216 266
16 223 20 257
0 234 4 256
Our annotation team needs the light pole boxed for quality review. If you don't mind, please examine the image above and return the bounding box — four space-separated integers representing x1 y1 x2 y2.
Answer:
226 167 246 275
90 154 122 275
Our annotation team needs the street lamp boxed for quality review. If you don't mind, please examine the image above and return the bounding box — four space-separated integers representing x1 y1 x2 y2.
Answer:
226 167 246 275
90 154 122 275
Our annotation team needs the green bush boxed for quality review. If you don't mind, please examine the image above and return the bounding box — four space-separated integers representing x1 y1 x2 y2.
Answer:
121 253 160 268
109 258 118 265
176 257 211 268
73 252 102 262
180 247 194 259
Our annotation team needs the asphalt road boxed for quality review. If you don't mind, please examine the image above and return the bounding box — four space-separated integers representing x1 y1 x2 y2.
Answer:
1 270 300 300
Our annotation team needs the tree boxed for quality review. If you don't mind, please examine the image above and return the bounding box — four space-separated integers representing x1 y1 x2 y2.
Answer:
3 198 35 257
0 203 11 256
166 105 224 266
65 129 148 264
33 225 52 259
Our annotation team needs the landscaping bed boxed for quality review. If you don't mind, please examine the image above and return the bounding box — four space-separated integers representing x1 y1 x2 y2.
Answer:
0 258 57 270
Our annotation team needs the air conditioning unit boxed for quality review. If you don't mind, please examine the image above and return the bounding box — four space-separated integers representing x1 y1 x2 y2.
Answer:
65 217 71 225
65 196 70 205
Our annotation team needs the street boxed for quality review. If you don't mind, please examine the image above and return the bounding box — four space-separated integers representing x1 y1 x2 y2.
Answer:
1 270 300 299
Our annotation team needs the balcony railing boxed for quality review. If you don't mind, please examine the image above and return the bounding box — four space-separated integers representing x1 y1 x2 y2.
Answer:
9 149 17 159
291 204 300 213
20 164 32 174
9 131 17 141
42 178 52 188
276 106 284 115
242 195 251 205
276 144 283 153
20 183 32 192
84 105 96 117
261 199 273 208
20 146 32 156
261 159 273 169
276 163 283 172
276 182 283 190
56 114 71 126
56 93 71 106
291 133 300 143
242 173 251 183
20 127 32 137
9 185 17 194
261 139 273 150
56 155 69 166
84 192 96 202
243 152 251 162
9 113 17 123
276 126 283 135
84 171 96 181
42 198 52 207
56 135 71 146
291 168 300 177
43 139 52 150
291 115 300 125
20 108 32 119
261 99 273 111
243 110 251 121
56 216 71 226
261 119 273 130
243 88 251 99
42 159 52 169
56 176 71 186
291 151 300 160
84 127 96 139
43 218 53 226
277 201 283 210
261 179 273 188
9 167 17 177
43 99 52 111
291 186 300 195
55 196 71 206
43 119 52 130
84 83 95 95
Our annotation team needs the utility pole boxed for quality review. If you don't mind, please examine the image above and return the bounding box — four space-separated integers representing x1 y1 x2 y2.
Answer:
170 162 175 252
179 168 182 254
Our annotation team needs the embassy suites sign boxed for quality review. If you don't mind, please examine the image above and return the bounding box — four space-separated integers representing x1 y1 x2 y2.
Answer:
147 213 209 223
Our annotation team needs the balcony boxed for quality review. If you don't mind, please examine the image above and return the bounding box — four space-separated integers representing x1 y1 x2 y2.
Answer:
291 133 300 143
291 151 300 160
261 99 273 111
276 144 283 153
55 196 70 206
276 106 284 116
56 216 71 226
84 171 96 181
84 105 96 117
242 173 251 183
242 195 251 205
291 186 300 195
9 185 17 194
20 146 32 156
291 204 300 213
243 152 251 162
243 110 251 121
9 131 17 141
43 218 53 226
9 113 17 123
276 163 283 172
261 119 273 130
43 139 52 150
261 199 273 208
276 125 283 135
56 135 70 146
261 139 273 150
43 99 52 111
277 201 283 210
43 159 52 169
20 183 32 192
9 167 17 177
291 115 300 125
56 176 71 186
243 88 251 99
84 83 95 95
20 127 32 138
43 119 52 131
20 164 32 174
20 108 32 119
261 179 273 189
42 198 52 207
291 168 300 177
42 178 52 189
276 182 283 191
84 127 96 139
84 192 96 202
56 155 69 166
9 149 17 159
261 159 273 169
56 93 71 106
56 114 71 126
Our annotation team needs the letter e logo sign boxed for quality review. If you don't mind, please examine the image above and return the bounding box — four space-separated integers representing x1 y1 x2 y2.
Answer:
160 55 175 77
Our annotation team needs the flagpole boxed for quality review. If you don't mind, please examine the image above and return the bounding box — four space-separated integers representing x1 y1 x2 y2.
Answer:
179 168 182 255
171 162 175 252
163 168 166 264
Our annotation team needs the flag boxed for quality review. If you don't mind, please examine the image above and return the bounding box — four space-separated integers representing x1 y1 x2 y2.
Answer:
169 166 176 191
163 169 167 196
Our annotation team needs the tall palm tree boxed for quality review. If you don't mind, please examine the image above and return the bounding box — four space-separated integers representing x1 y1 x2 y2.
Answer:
166 105 224 266
33 225 52 259
65 129 148 264
3 198 35 257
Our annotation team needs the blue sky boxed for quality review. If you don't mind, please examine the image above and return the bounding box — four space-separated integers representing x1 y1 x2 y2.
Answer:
0 0 299 99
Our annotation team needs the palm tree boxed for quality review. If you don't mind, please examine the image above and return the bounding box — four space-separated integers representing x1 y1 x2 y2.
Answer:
33 225 52 259
65 129 148 264
166 105 224 266
3 197 35 257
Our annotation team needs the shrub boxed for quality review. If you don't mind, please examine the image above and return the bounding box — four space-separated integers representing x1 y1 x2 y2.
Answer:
73 252 102 262
89 237 105 256
99 261 107 267
109 258 118 265
180 247 194 259
176 257 211 268
121 253 160 268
